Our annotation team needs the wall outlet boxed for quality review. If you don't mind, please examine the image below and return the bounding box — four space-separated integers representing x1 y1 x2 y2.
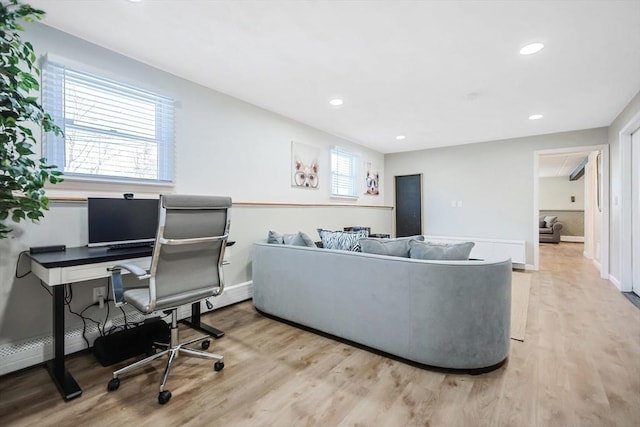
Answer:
93 286 107 305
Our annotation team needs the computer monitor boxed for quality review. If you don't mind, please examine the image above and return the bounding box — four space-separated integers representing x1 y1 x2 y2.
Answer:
87 197 159 248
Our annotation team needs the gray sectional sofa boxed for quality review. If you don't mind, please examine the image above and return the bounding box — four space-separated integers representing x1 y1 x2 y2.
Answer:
252 242 512 372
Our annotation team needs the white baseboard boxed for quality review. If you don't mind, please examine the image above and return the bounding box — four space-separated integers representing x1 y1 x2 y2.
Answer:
609 275 621 290
561 236 584 242
0 281 253 376
524 264 536 271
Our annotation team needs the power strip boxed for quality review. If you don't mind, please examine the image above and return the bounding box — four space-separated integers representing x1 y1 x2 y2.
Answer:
29 245 66 254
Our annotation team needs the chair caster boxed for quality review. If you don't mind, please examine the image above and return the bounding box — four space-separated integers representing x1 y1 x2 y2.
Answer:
214 361 224 371
158 390 172 404
107 378 120 392
201 340 210 350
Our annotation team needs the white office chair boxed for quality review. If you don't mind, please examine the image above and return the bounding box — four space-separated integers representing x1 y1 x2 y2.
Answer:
107 194 231 404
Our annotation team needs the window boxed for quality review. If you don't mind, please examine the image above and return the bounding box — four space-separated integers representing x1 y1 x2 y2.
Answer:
330 146 358 198
42 60 174 184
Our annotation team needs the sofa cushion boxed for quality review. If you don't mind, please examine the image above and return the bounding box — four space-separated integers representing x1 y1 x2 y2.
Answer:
539 220 546 228
317 229 368 251
360 235 425 258
409 240 475 260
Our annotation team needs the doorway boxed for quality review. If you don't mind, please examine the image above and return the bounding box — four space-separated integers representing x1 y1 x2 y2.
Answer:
533 145 609 278
395 174 422 237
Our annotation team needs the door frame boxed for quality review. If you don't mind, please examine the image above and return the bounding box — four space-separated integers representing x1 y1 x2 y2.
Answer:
619 111 640 292
533 144 610 278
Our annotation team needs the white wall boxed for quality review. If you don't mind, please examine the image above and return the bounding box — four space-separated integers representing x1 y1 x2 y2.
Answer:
384 128 608 267
538 176 585 210
0 23 391 350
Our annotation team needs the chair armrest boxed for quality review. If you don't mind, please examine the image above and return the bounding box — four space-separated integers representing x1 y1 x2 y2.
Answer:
552 222 563 232
109 263 150 307
113 263 150 279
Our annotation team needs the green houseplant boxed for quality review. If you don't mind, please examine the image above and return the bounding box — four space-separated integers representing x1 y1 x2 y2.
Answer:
1 0 63 239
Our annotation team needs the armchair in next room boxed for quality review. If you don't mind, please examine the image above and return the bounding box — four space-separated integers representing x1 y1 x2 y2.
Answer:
539 216 563 243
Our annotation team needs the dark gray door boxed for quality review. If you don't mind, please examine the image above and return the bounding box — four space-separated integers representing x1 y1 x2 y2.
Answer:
395 174 422 237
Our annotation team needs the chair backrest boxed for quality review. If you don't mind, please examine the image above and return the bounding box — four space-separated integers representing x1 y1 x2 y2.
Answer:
148 194 231 311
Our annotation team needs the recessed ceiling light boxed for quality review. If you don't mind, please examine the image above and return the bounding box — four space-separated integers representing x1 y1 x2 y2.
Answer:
520 42 544 55
529 114 544 120
329 98 343 106
395 135 406 140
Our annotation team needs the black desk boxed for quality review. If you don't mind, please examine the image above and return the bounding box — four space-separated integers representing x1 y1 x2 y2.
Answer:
29 245 226 401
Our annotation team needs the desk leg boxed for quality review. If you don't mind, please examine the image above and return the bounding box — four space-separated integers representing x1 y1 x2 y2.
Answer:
179 302 224 339
46 285 82 401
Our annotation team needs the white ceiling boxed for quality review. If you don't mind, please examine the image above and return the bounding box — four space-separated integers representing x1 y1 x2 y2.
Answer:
538 152 592 178
28 0 640 154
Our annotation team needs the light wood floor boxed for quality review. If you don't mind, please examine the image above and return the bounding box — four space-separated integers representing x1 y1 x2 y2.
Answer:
1 243 639 426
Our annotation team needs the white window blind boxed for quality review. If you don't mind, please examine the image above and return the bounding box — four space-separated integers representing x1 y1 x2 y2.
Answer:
42 60 174 184
330 146 358 198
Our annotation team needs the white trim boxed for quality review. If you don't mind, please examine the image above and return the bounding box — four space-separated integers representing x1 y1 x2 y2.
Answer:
619 111 640 293
524 264 536 271
533 145 609 279
561 236 585 243
609 274 621 289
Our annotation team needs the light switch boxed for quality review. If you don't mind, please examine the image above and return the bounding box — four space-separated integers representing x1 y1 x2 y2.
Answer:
451 200 456 207
457 200 463 207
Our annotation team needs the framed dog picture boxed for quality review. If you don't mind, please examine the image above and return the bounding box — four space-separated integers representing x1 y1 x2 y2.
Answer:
364 160 379 195
291 141 320 189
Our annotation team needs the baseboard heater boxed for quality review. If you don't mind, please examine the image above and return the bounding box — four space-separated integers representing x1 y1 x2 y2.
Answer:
423 235 526 265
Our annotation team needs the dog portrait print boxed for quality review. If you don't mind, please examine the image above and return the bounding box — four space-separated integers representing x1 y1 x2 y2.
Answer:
364 161 379 195
292 141 320 189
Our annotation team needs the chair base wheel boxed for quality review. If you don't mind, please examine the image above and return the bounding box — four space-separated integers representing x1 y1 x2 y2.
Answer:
214 361 224 371
107 378 120 392
201 340 210 350
158 390 172 404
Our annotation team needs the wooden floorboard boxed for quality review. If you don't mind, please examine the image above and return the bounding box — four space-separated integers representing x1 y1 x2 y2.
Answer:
1 243 639 426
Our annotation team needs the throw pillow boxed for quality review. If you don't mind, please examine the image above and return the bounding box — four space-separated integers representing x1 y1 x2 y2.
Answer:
409 240 475 260
283 232 305 246
543 216 558 228
298 232 317 247
267 230 284 244
317 229 368 251
268 230 316 247
359 235 425 257
539 219 546 228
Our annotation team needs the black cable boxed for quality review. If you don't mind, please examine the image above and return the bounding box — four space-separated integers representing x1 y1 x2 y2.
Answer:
63 287 91 349
39 280 53 296
14 250 31 278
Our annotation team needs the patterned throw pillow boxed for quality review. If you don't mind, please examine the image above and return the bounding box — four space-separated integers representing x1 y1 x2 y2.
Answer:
317 229 368 251
408 240 475 260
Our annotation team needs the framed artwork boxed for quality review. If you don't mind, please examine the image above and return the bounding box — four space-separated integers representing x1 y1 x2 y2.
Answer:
364 160 379 195
291 141 320 189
